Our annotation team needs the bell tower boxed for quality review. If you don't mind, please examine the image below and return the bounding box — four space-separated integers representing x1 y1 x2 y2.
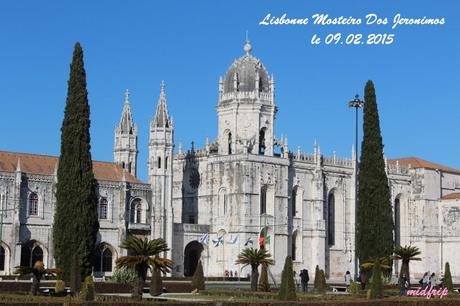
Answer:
148 81 174 257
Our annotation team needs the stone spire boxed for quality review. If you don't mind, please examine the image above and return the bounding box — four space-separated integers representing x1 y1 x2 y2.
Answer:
117 89 136 134
152 81 172 128
114 89 138 177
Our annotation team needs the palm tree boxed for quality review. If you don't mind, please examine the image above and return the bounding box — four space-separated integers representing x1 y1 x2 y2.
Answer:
360 256 392 273
116 236 173 300
360 257 391 299
14 261 60 295
393 245 421 285
235 247 274 291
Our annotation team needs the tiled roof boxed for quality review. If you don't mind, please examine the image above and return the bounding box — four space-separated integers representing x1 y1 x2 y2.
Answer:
441 192 460 200
0 151 142 184
388 157 460 175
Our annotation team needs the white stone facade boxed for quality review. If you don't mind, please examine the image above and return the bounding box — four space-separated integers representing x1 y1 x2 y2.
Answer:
0 41 459 283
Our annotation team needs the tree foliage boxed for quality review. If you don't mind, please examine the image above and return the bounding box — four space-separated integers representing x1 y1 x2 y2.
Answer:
277 256 296 301
444 262 453 292
235 247 274 291
191 260 205 292
53 42 99 286
313 265 320 290
393 245 421 285
357 80 394 266
116 236 173 300
14 261 60 296
258 264 270 292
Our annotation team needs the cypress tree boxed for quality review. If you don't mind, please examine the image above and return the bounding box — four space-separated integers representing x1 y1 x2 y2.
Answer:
190 260 205 291
313 265 320 290
258 264 270 292
444 262 453 292
277 256 296 301
53 42 99 285
357 80 393 266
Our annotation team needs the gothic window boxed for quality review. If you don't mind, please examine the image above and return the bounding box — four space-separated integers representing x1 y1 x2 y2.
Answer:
94 244 113 273
327 193 335 246
259 128 266 155
158 157 162 169
20 241 43 268
219 188 228 216
128 162 132 173
394 197 401 247
292 231 297 261
292 188 297 217
130 199 143 224
228 132 232 155
165 157 168 169
0 246 5 271
122 161 125 169
28 193 38 216
99 198 108 220
260 186 267 215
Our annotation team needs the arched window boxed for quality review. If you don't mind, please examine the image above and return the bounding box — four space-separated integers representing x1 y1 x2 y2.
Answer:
0 246 5 271
94 244 113 273
395 198 401 247
292 231 297 261
99 198 108 220
259 128 266 155
260 186 267 215
158 157 162 169
218 188 228 216
165 157 168 169
130 199 143 224
28 193 38 216
327 193 335 246
20 241 43 267
292 188 297 217
128 162 132 173
228 132 232 155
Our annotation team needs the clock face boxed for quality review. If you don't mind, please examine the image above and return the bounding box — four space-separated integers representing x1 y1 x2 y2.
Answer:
189 168 200 190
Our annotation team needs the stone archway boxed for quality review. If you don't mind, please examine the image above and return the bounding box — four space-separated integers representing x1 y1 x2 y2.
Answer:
184 241 204 277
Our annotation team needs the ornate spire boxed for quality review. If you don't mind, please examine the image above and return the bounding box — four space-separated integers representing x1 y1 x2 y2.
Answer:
153 81 172 128
117 89 135 135
243 34 253 55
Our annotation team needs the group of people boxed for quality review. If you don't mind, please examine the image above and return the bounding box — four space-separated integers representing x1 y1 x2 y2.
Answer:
419 272 438 289
224 270 238 278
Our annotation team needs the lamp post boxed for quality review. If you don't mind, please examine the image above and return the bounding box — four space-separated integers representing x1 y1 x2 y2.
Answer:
348 94 364 280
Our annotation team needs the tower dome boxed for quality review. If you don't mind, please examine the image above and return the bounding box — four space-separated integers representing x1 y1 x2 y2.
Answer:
222 40 271 94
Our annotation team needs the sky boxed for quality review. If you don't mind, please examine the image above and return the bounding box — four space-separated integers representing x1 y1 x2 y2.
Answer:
0 1 459 182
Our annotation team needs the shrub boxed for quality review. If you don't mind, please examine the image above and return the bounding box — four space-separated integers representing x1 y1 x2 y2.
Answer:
150 269 162 296
349 281 359 296
191 260 205 292
444 262 453 293
317 269 327 294
79 276 95 301
54 280 66 296
370 261 383 299
313 265 320 290
111 266 137 284
258 264 270 292
277 256 296 301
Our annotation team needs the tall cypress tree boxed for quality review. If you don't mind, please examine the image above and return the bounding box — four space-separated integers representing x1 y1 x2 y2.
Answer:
53 43 99 286
357 80 393 265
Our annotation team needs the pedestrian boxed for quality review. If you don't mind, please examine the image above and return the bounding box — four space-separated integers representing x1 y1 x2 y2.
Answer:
230 270 233 278
234 270 238 278
359 270 367 290
429 272 436 289
399 273 409 296
344 271 351 292
421 272 429 289
300 269 309 292
293 271 299 291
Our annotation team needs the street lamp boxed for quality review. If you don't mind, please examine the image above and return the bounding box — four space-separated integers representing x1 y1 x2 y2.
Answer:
348 94 364 281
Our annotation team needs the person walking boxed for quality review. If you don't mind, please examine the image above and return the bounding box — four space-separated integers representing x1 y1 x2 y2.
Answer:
399 273 409 296
421 272 429 289
300 269 309 292
344 271 351 292
429 273 436 289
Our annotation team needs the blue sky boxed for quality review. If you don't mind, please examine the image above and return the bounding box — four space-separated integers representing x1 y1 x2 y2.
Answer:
1 1 459 182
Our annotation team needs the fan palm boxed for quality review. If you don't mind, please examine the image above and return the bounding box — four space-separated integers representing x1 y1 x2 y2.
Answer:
14 261 60 295
393 245 421 285
116 236 173 300
360 256 392 272
235 247 274 291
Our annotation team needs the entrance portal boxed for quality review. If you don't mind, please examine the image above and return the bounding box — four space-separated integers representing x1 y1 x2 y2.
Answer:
184 241 204 277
